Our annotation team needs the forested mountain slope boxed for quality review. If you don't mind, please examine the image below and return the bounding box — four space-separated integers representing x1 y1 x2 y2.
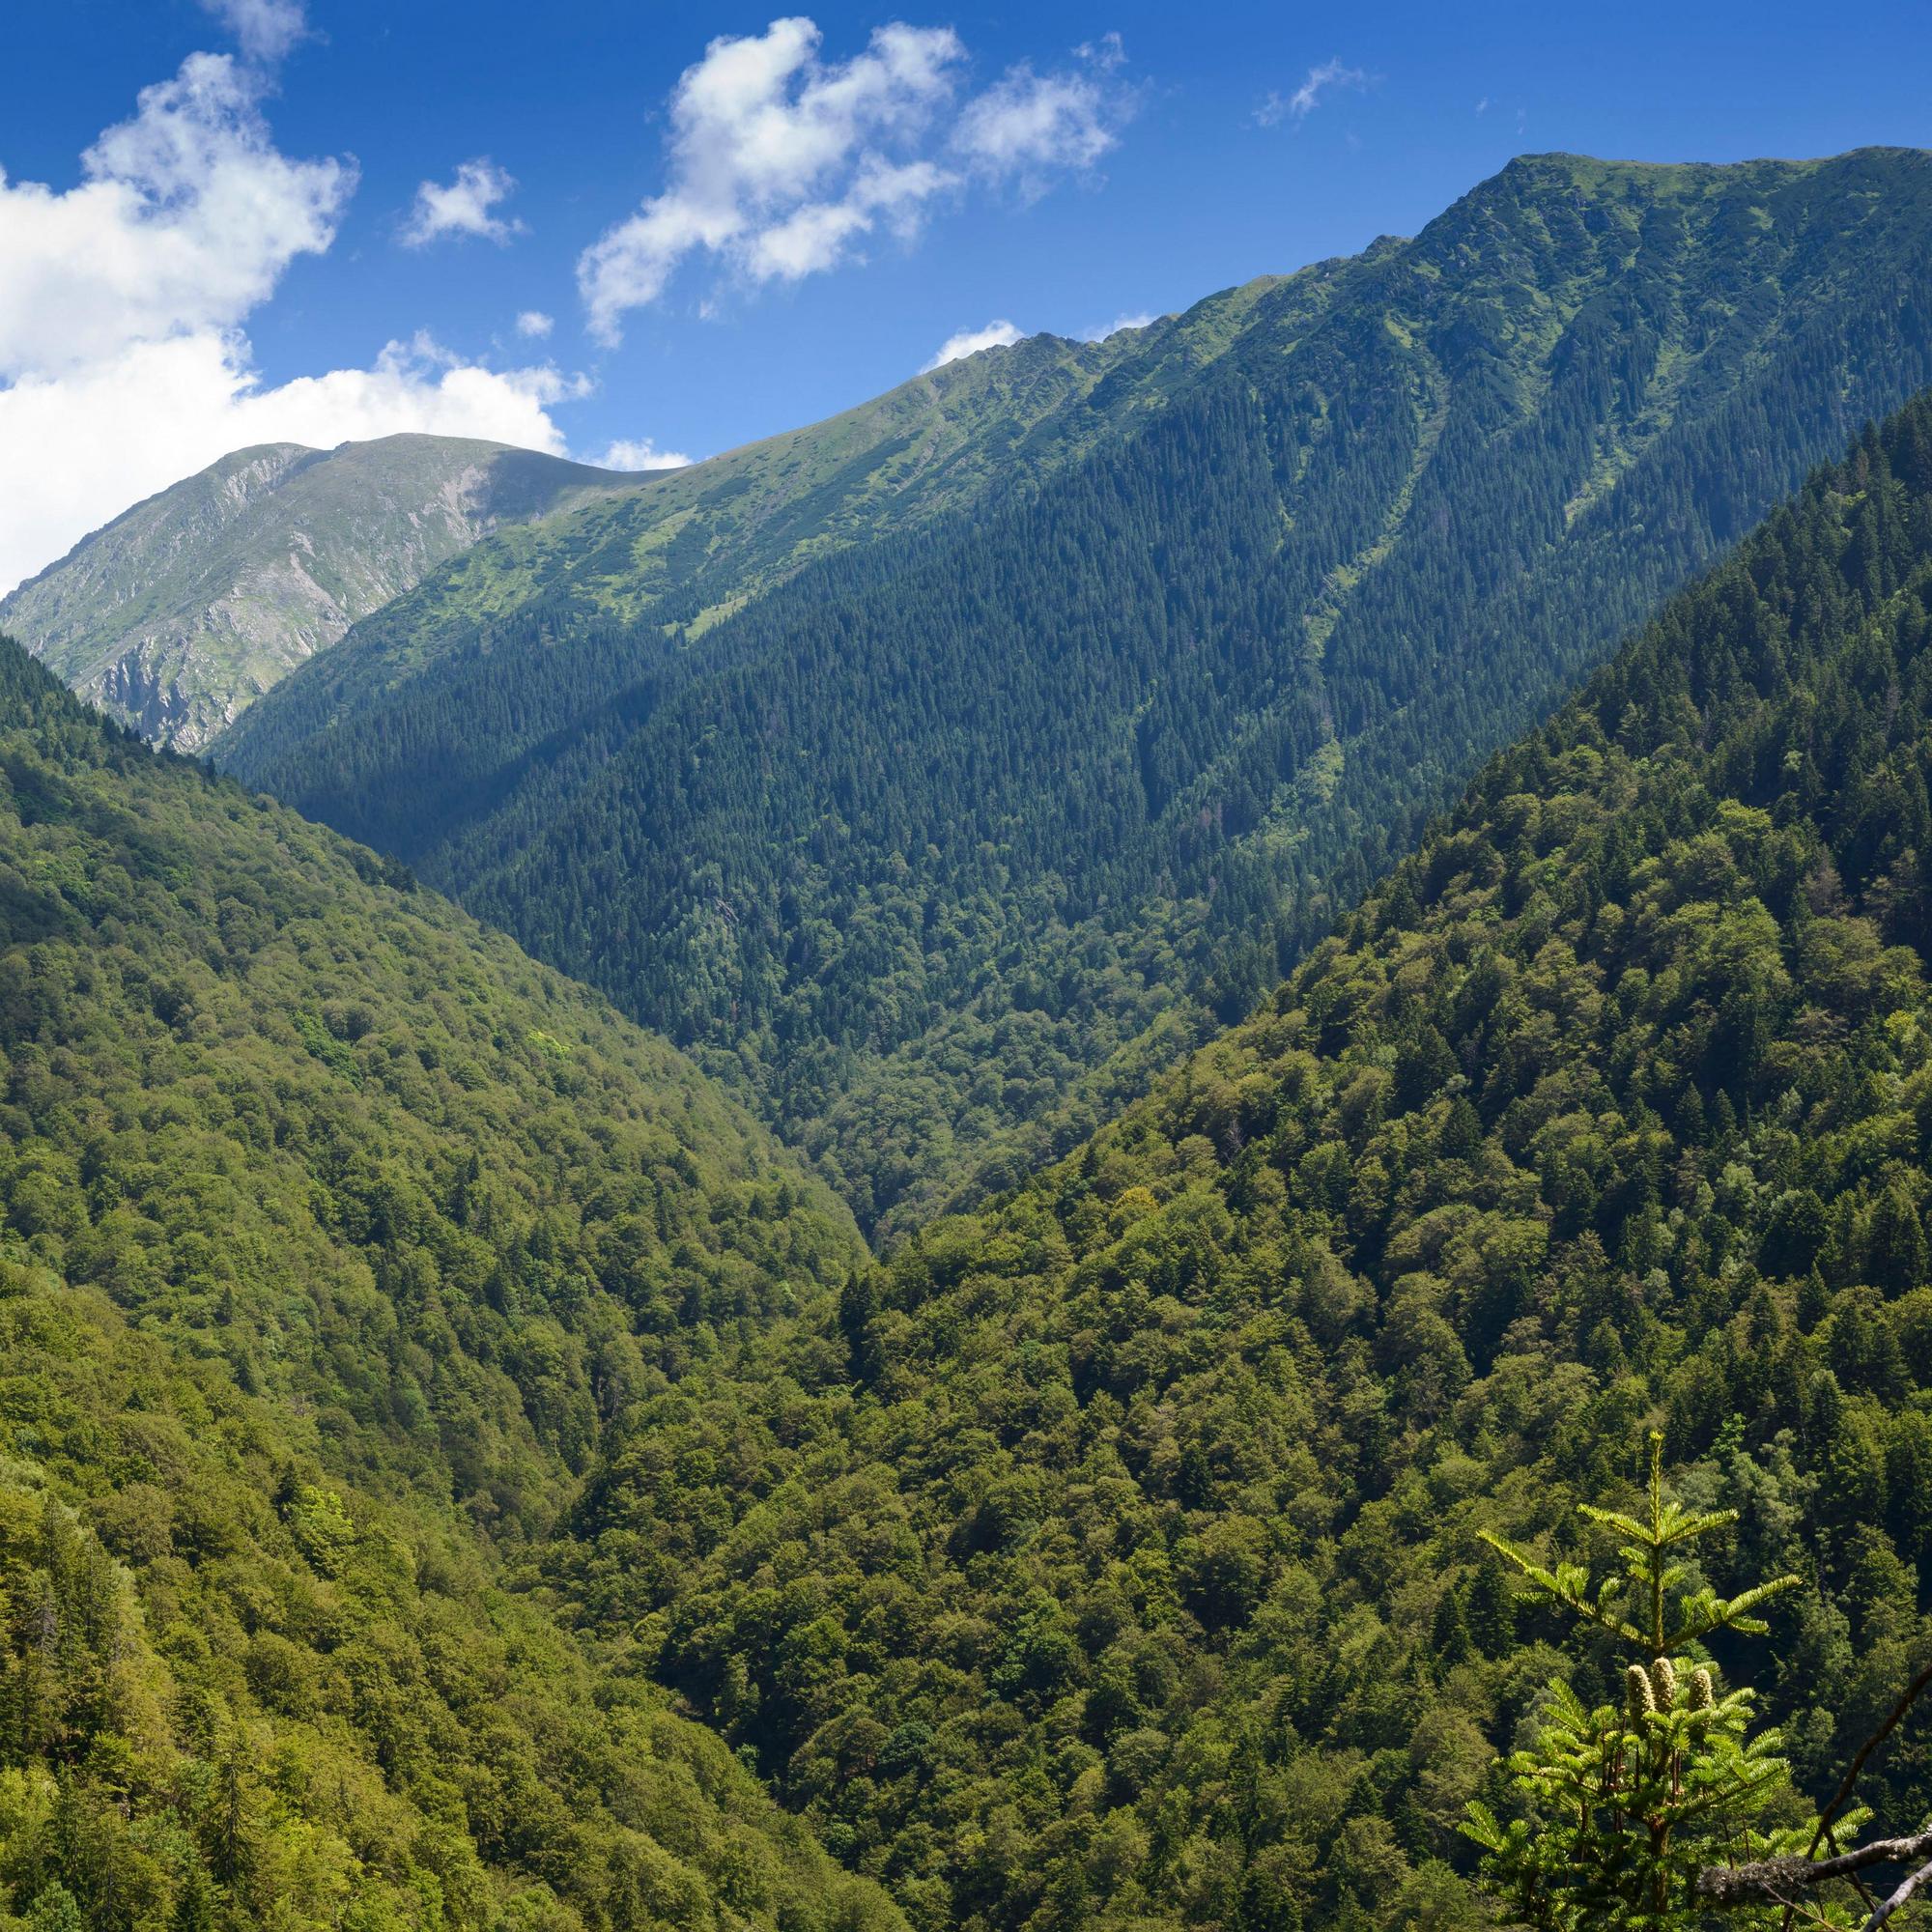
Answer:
267 315 1187 666
506 394 1932 1932
0 639 894 1932
0 436 630 751
222 149 1932 1237
17 316 1181 759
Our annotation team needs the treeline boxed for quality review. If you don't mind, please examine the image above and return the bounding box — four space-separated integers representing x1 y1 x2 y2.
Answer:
519 391 1932 1932
223 151 1932 1236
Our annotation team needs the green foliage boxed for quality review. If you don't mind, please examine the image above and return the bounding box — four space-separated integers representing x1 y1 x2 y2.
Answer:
1463 1676 1815 1931
499 390 1932 1932
1463 1437 1825 1928
222 150 1932 1236
0 642 894 1930
1482 1434 1800 1658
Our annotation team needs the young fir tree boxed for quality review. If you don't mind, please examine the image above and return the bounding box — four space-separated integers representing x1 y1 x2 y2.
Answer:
1462 1434 1855 1929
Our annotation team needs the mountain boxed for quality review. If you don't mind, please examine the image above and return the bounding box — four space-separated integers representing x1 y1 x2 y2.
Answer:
0 435 632 751
219 150 1932 1238
0 638 897 1932
518 392 1932 1932
14 324 1188 759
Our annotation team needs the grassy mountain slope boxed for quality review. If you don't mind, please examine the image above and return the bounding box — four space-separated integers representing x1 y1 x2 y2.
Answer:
516 392 1932 1932
222 149 1932 1237
330 314 1194 661
0 436 631 751
0 639 895 1932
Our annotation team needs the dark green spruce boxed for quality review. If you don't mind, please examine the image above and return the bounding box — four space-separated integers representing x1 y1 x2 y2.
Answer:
221 149 1932 1236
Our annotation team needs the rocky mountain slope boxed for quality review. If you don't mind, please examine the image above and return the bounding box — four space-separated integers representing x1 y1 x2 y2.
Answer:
0 434 631 749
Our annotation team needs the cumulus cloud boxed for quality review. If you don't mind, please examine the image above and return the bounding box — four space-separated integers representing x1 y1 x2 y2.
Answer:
952 66 1117 192
580 18 959 340
0 41 590 596
199 0 307 64
0 53 350 377
921 318 1024 371
581 16 1133 343
597 437 693 470
516 309 554 337
402 157 523 247
1257 57 1370 127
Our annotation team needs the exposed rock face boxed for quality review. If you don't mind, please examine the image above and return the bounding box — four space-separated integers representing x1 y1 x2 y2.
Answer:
1 435 631 749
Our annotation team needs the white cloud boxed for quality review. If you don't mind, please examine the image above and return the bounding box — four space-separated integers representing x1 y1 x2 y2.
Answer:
1074 33 1126 72
199 0 307 64
1257 57 1370 127
1475 97 1491 115
0 53 350 377
516 309 554 337
402 157 523 247
0 43 595 597
581 18 962 341
922 319 1024 371
1081 310 1155 341
581 16 1133 342
952 66 1117 191
597 437 693 470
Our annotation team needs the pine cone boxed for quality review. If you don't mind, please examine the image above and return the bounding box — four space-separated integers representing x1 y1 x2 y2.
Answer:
1627 1663 1657 1722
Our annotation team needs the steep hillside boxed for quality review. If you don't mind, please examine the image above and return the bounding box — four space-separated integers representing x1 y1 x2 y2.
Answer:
12 319 1184 758
510 394 1932 1932
222 149 1932 1236
0 639 892 1932
0 436 630 750
314 315 1186 659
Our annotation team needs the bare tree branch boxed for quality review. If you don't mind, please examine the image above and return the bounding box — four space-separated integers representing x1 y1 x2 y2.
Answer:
1809 1661 1932 1859
1698 1829 1932 1907
1864 1854 1932 1932
1770 1657 1932 1932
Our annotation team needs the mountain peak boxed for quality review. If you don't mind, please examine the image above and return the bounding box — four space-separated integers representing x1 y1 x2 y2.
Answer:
0 434 635 749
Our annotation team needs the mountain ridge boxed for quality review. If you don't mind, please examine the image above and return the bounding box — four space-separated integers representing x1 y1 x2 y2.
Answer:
0 433 636 750
220 146 1932 1236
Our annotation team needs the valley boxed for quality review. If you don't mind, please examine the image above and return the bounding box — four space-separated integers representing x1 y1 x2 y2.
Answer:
5 72 1932 1930
213 150 1932 1238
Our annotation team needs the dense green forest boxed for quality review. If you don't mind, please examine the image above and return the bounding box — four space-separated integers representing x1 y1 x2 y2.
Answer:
18 204 1932 1932
222 148 1932 1236
0 640 895 1930
483 392 1932 1931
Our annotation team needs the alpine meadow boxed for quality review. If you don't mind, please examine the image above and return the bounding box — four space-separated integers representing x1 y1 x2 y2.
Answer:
9 6 1932 1928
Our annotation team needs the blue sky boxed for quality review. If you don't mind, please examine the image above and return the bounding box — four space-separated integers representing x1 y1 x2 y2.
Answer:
0 0 1928 592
